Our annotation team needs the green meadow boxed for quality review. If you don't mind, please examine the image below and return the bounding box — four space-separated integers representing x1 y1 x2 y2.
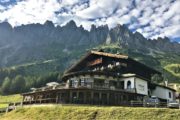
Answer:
0 94 22 108
1 105 180 120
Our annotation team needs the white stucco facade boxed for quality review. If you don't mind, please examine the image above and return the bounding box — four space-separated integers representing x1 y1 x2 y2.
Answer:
122 77 135 89
120 77 148 95
151 86 175 101
135 77 148 95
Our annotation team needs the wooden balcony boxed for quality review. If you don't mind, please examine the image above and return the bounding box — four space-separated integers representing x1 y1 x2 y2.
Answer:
68 84 136 93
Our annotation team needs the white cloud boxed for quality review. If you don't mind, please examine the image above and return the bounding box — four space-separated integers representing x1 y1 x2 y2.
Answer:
136 28 143 33
128 0 180 39
0 0 61 26
76 0 131 19
130 9 141 17
60 0 81 6
0 0 179 41
159 25 180 38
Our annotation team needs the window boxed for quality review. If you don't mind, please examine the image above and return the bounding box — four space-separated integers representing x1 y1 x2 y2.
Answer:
71 79 78 87
169 92 171 98
127 81 131 89
148 90 151 96
81 79 85 86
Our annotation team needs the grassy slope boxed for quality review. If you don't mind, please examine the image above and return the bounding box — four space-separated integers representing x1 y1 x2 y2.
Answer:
164 64 180 77
0 94 22 108
1 105 180 120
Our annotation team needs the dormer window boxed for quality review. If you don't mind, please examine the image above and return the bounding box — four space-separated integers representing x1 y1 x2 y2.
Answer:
127 81 131 89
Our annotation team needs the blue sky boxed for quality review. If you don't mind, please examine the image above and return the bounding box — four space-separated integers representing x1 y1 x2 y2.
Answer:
0 0 179 42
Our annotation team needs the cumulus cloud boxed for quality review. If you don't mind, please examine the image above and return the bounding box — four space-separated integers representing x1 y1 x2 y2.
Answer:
76 0 131 19
0 0 179 41
0 0 62 26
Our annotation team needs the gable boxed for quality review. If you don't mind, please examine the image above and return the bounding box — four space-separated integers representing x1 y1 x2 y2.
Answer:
65 51 128 73
64 51 161 80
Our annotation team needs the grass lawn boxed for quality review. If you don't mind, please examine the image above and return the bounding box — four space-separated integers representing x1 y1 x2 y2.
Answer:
0 104 8 108
0 105 180 120
0 94 22 108
164 64 180 78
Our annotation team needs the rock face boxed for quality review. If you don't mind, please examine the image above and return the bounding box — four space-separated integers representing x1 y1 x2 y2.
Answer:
0 20 179 67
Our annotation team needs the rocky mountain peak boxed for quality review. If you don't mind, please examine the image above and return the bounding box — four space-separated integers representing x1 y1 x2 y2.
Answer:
65 20 77 29
90 24 96 31
44 20 54 28
0 20 179 67
134 32 145 39
0 21 12 30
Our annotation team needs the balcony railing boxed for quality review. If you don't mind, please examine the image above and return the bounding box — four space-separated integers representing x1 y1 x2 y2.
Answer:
30 83 136 93
69 84 136 93
93 85 109 89
124 88 136 92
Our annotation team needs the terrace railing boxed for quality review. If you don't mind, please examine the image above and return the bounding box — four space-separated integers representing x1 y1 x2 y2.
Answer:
23 98 57 105
130 100 168 108
93 85 109 89
0 108 6 113
68 84 136 93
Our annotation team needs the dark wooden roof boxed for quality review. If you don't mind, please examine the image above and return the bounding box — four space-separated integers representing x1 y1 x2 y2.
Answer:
65 51 128 73
65 51 161 75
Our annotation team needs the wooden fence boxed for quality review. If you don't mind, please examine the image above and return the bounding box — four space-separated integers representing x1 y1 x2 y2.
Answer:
130 101 168 108
0 108 6 113
0 100 177 114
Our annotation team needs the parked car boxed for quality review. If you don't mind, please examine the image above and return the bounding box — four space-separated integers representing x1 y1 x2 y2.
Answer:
146 96 160 107
167 101 180 109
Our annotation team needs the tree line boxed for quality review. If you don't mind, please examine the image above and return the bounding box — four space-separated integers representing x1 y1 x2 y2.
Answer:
0 71 62 95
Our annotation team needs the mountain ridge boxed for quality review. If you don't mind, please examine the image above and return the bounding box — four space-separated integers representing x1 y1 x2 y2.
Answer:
0 20 179 95
0 20 179 68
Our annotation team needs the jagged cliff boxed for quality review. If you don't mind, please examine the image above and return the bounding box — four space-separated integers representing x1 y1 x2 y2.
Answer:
0 20 179 67
0 20 179 83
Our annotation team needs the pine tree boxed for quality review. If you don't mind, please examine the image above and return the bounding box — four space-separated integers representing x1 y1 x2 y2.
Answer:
1 77 11 95
10 75 25 94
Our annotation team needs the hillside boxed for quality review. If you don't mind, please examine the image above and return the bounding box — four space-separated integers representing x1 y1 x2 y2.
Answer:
1 105 180 120
0 94 22 108
0 21 179 68
0 20 180 94
164 64 180 78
